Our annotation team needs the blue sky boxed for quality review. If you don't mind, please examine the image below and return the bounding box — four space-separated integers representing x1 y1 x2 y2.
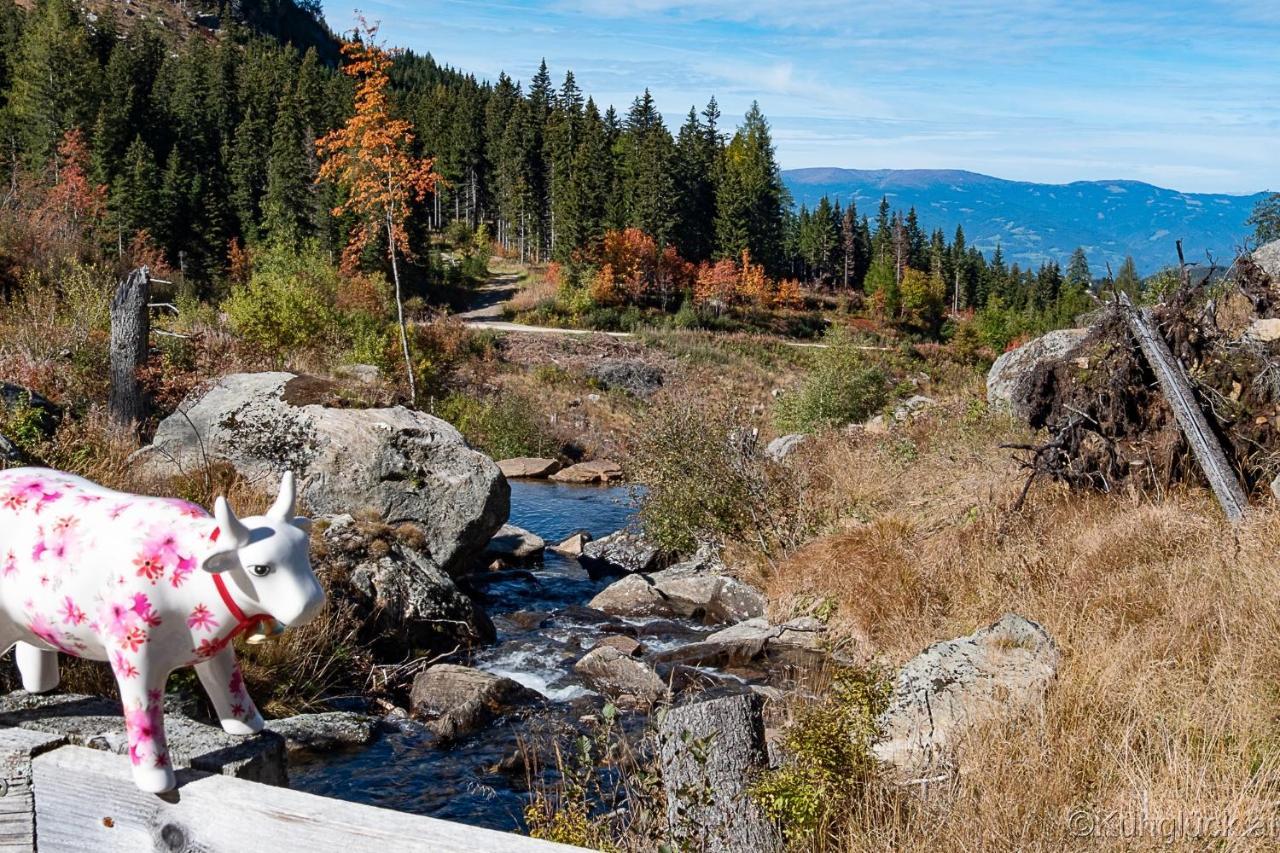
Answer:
319 1 1279 194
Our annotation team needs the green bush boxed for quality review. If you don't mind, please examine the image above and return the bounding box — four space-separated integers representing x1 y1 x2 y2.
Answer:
752 668 892 844
773 329 891 434
223 243 341 357
631 396 816 555
436 391 557 459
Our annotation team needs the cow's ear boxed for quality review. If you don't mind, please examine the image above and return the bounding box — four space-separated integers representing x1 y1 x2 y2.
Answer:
292 516 313 534
206 496 250 573
201 546 241 574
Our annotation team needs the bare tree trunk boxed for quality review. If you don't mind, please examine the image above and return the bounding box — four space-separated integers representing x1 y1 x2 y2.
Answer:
386 209 417 407
108 267 150 434
659 695 782 852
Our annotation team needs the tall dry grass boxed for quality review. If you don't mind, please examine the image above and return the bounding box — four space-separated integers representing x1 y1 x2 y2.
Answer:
754 386 1280 850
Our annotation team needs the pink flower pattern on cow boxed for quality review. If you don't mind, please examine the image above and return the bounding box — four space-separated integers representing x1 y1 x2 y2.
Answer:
187 604 216 632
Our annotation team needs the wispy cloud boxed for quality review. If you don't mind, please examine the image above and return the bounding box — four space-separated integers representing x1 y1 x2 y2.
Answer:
322 0 1280 193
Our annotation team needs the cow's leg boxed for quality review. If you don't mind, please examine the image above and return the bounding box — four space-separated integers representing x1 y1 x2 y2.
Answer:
195 646 264 736
15 642 59 693
117 665 175 793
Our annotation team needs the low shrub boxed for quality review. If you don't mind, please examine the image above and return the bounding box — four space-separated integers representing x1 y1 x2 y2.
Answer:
223 242 342 358
436 391 557 459
630 395 817 555
752 667 893 845
773 329 891 434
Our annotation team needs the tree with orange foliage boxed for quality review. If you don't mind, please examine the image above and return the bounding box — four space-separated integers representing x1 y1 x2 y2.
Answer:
598 227 658 303
316 20 438 404
694 256 739 309
36 128 107 254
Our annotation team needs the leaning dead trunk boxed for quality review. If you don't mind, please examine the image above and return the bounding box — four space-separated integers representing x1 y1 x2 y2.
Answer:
1121 293 1250 522
658 694 782 852
108 267 150 434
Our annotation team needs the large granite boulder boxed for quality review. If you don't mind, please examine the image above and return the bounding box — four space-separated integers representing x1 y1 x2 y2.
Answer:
872 613 1060 780
588 557 765 624
986 329 1089 421
410 664 542 739
319 515 494 654
1253 238 1280 280
134 372 508 575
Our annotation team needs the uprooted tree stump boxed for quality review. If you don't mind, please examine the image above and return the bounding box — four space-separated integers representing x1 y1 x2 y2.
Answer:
658 694 782 853
1006 250 1280 512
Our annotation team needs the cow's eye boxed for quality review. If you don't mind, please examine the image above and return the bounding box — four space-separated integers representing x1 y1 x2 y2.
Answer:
248 564 273 578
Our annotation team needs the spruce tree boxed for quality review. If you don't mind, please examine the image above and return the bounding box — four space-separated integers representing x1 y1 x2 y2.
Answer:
262 88 315 247
673 106 717 262
714 101 785 273
619 89 676 244
9 0 99 164
110 136 160 244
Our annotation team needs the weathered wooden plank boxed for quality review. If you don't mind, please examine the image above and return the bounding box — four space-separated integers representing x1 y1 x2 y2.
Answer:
33 746 590 853
0 728 64 852
1121 293 1251 521
658 695 781 853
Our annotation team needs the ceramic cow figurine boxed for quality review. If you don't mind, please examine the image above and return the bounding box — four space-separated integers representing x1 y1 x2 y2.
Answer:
0 467 324 793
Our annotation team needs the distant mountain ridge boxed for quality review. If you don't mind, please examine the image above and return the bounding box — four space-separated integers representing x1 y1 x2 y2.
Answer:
782 167 1269 275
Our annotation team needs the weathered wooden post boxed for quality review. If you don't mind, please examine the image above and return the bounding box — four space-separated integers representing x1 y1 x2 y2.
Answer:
108 267 150 434
658 694 782 853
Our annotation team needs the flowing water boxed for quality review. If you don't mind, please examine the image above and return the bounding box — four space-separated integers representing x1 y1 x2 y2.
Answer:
289 480 720 830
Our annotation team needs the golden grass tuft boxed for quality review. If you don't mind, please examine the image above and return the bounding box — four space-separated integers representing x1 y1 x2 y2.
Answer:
759 390 1280 850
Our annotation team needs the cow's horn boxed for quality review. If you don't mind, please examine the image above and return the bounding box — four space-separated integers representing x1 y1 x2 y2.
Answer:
214 497 251 547
268 471 296 521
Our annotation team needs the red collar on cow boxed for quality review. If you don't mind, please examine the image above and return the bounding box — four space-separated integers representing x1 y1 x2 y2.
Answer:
212 573 273 637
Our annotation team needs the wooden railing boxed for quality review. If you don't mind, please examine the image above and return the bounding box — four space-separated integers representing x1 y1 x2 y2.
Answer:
0 729 588 853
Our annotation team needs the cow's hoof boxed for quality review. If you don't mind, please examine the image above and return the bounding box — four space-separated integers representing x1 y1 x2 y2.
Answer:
133 765 176 794
221 712 264 735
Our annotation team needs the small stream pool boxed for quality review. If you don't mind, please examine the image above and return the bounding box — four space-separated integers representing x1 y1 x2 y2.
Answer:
289 480 715 830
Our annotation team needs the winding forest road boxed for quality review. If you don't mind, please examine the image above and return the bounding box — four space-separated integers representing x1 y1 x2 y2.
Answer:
454 269 637 338
452 265 857 350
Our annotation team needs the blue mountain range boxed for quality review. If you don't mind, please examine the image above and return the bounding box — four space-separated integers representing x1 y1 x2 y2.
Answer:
782 168 1270 275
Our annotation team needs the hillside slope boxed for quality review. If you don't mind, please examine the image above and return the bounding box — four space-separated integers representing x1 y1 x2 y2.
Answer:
784 167 1269 274
55 0 339 61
